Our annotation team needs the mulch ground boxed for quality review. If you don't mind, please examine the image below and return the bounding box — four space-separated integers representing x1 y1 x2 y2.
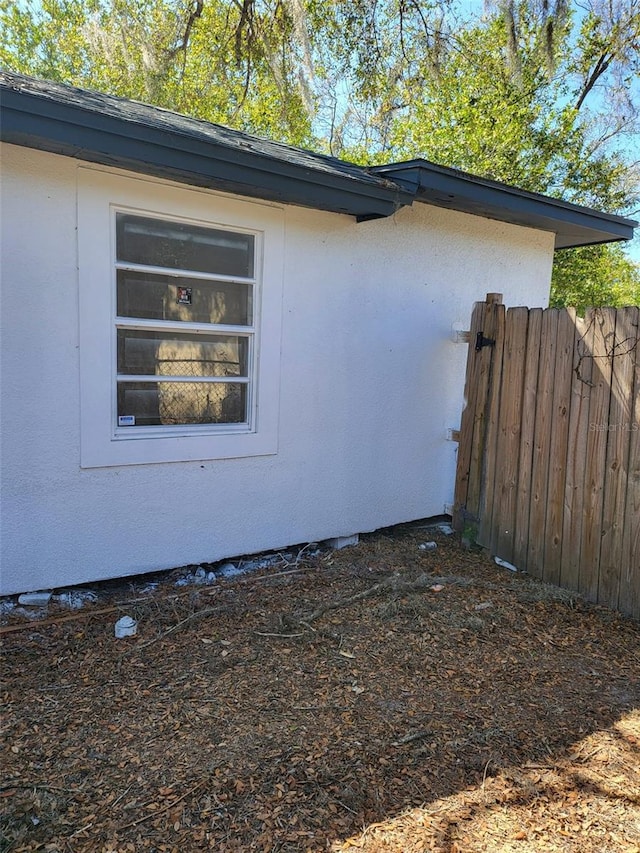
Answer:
1 524 639 853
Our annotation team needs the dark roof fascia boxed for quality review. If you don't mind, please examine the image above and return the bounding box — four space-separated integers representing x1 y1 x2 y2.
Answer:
0 74 414 220
372 160 637 249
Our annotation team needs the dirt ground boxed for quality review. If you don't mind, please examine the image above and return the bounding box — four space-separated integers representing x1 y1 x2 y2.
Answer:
1 524 639 853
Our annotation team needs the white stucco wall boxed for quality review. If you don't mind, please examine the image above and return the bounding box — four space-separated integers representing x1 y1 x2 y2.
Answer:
0 143 553 594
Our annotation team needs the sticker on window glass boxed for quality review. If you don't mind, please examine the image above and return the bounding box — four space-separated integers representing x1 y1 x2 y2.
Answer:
118 415 136 427
177 287 192 305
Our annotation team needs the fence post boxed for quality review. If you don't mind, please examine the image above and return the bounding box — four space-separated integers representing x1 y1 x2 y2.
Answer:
453 293 503 536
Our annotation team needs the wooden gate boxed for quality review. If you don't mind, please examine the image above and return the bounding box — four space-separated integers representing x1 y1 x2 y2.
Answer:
453 293 639 619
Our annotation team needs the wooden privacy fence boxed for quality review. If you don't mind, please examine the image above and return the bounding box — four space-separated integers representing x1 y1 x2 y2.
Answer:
453 293 639 619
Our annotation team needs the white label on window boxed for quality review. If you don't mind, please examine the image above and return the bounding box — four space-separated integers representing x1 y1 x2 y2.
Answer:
118 415 136 427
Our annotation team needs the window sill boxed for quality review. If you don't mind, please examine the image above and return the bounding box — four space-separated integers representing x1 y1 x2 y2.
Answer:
81 427 278 468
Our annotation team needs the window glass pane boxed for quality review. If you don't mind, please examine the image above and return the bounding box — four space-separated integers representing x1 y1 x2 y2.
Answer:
116 214 254 278
118 381 247 425
117 270 252 325
117 330 248 378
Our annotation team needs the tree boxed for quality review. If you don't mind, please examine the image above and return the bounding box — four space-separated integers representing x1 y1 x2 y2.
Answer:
551 244 640 312
0 0 314 145
1 0 638 307
345 0 640 308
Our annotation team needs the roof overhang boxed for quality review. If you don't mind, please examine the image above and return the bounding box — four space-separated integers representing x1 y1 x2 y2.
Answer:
0 74 413 220
1 72 636 249
371 161 637 250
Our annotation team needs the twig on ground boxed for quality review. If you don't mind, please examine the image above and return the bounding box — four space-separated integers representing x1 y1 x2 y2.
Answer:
481 758 493 800
0 781 85 794
254 630 305 638
239 568 308 584
335 798 358 815
117 779 207 831
392 731 430 747
0 605 123 635
301 573 474 623
288 542 320 565
120 606 226 657
68 822 94 838
110 784 133 810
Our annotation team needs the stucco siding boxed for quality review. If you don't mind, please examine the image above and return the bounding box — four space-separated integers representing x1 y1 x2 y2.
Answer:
0 143 553 594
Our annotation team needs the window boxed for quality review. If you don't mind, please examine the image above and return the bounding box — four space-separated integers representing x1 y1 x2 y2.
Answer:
79 169 284 467
115 214 255 431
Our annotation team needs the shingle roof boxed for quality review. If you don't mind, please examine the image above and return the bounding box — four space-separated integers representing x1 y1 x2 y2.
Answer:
1 71 636 247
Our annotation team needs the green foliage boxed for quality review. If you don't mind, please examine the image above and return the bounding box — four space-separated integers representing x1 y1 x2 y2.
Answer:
387 15 581 190
0 0 314 145
551 243 640 312
326 1 639 312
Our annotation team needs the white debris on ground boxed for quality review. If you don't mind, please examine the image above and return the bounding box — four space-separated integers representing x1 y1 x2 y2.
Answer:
0 546 322 624
174 566 216 587
0 598 17 617
240 552 299 572
410 518 455 537
218 562 243 578
172 548 313 586
0 588 101 625
18 591 52 607
114 615 138 638
418 541 438 551
0 599 44 621
55 590 99 609
494 556 519 572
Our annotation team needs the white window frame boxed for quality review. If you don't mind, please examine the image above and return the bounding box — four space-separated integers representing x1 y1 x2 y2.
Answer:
114 210 257 435
78 168 284 468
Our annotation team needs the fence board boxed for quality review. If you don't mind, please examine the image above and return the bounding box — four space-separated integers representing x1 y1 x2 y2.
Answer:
559 310 593 595
543 309 575 587
580 309 617 602
465 300 503 522
453 300 487 533
599 307 638 610
620 311 640 619
490 307 529 561
513 308 542 573
527 309 559 578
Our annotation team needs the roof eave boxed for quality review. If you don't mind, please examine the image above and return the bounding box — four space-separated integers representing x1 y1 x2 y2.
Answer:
371 162 637 249
0 87 414 220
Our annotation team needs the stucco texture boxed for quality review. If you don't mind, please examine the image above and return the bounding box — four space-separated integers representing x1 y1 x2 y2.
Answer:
0 143 553 594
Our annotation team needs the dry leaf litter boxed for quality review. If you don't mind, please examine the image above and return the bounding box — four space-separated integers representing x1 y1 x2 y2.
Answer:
1 523 638 852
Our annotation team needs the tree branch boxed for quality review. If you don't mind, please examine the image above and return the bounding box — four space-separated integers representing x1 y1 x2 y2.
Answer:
574 51 614 111
167 0 204 59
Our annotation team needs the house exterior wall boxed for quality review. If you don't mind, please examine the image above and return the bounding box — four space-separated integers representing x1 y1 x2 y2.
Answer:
0 143 553 595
